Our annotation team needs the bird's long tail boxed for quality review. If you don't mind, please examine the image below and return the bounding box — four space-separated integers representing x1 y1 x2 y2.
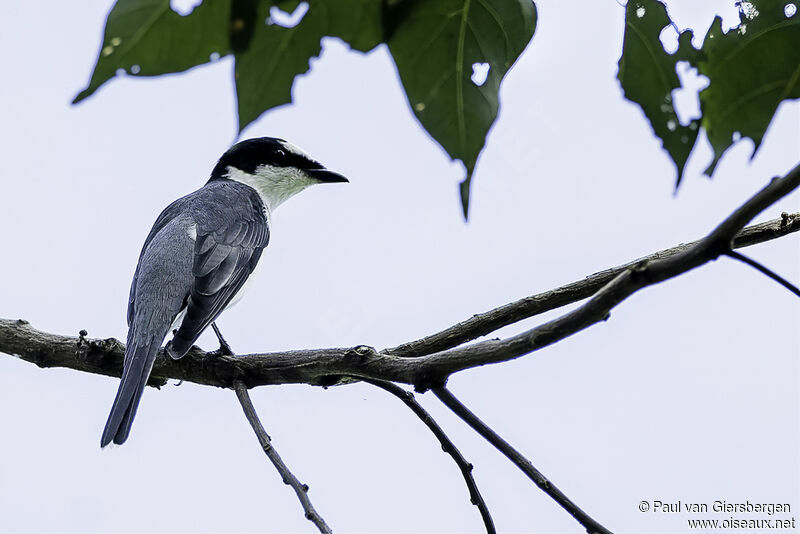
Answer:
101 332 164 447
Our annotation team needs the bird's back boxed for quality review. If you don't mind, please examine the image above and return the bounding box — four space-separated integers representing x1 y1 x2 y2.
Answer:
104 180 270 446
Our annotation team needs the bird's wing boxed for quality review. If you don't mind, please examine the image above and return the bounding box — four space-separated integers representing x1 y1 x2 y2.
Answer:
127 195 191 326
105 217 195 447
168 216 270 357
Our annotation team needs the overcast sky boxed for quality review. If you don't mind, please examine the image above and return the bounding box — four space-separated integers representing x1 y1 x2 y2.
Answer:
1 1 798 533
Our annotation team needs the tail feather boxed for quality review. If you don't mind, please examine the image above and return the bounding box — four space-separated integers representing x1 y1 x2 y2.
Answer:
101 337 159 447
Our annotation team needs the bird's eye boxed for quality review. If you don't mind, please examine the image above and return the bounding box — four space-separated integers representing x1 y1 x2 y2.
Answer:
275 149 286 158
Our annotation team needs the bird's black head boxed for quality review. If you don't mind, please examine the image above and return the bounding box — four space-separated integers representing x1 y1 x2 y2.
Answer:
209 137 347 183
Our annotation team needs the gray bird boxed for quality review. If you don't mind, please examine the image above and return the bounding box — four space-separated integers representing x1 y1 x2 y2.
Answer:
101 137 348 447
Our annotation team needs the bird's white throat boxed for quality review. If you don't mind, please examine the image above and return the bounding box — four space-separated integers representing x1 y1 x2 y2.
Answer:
225 165 317 213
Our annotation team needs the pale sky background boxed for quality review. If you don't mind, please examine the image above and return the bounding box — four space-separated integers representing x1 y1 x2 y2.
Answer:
0 1 798 533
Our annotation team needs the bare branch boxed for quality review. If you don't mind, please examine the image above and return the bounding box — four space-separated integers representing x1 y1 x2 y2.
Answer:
725 250 800 297
1 171 798 390
395 168 800 386
386 210 800 358
233 380 332 534
432 386 611 534
362 379 495 534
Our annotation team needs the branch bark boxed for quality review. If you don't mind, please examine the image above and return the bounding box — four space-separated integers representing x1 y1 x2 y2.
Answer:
2 208 798 391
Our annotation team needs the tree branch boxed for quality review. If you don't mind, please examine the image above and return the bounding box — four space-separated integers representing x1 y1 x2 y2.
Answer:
1 210 798 390
725 249 800 297
432 386 611 534
233 380 332 534
394 168 800 386
385 210 800 358
362 379 495 534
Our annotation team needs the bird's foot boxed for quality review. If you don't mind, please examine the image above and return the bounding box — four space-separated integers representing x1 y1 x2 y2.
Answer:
211 323 235 356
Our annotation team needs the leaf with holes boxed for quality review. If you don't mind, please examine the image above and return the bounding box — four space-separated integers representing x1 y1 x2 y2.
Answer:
385 0 537 218
76 0 535 218
73 0 231 104
694 0 800 175
235 0 383 131
617 0 700 186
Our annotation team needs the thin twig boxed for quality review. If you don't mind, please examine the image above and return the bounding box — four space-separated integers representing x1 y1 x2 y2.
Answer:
362 378 496 534
725 250 800 297
432 386 612 534
233 379 332 534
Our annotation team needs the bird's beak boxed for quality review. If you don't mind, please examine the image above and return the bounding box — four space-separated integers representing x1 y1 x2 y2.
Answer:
306 168 349 183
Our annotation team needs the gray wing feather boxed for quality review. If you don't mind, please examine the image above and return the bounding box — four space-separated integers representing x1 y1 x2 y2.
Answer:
225 220 248 245
103 217 194 447
127 196 192 326
195 243 233 277
168 216 268 357
197 249 240 295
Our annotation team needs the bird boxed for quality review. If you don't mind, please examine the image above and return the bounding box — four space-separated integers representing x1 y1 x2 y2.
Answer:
101 137 348 447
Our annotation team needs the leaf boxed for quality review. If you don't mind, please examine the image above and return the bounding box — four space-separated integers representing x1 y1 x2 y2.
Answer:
76 0 536 218
235 0 383 131
230 0 260 53
73 0 231 104
618 0 800 182
617 0 700 186
385 0 537 218
695 0 800 175
323 0 382 52
234 3 324 130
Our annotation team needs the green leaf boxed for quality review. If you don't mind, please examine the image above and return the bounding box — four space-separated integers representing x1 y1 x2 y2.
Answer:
235 0 383 131
76 0 536 218
385 0 537 218
617 0 700 186
323 0 382 52
234 3 324 130
695 0 800 175
73 0 231 104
